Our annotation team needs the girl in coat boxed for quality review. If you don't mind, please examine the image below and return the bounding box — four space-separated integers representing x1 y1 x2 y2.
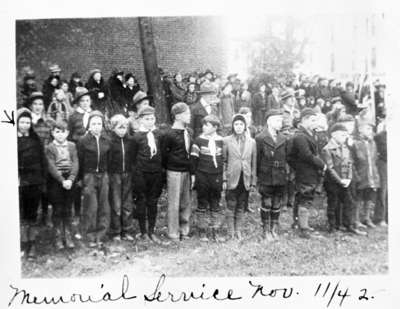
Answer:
223 114 257 240
17 108 46 259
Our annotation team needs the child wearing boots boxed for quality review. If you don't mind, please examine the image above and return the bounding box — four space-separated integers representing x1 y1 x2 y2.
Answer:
77 110 111 248
190 114 225 242
45 120 79 250
108 114 134 241
223 114 257 240
255 109 287 241
352 120 380 229
321 123 366 235
17 108 47 259
131 106 165 244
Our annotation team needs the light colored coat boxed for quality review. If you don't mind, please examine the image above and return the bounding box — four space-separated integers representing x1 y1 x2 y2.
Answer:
223 134 257 190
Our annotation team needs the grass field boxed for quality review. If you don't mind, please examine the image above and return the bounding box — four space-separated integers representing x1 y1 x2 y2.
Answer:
21 191 388 278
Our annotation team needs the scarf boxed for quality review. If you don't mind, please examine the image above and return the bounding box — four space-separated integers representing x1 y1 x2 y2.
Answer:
139 125 157 158
201 133 218 168
76 107 91 128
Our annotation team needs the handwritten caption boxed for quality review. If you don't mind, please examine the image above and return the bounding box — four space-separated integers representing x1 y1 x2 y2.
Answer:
8 274 384 307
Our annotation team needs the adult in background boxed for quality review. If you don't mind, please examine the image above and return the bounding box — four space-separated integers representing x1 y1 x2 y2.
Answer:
107 68 126 116
267 87 281 110
169 72 186 105
252 83 268 129
190 82 219 139
219 83 236 135
20 70 38 109
184 82 198 106
68 72 83 97
123 73 141 110
42 64 61 109
287 108 326 238
238 82 252 110
85 69 108 115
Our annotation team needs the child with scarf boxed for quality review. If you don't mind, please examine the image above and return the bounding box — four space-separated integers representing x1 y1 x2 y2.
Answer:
131 106 165 244
223 114 257 240
190 114 225 242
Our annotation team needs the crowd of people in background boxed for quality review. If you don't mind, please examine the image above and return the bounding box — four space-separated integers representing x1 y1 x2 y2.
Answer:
17 63 387 260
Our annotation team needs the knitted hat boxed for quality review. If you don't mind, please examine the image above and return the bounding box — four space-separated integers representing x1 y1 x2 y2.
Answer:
73 87 91 105
137 106 155 117
330 123 348 134
202 114 221 128
300 107 317 120
331 96 342 104
132 90 152 106
171 102 189 116
28 91 44 103
265 109 283 122
232 114 247 127
89 69 101 76
281 89 295 101
17 107 32 121
86 110 104 129
196 81 217 95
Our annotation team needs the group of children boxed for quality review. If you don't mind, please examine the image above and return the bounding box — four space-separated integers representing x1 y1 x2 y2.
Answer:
18 82 387 259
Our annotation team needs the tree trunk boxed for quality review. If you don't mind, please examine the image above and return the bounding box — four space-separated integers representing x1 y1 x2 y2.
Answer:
138 17 170 124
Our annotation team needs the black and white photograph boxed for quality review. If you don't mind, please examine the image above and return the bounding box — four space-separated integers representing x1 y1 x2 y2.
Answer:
1 0 398 308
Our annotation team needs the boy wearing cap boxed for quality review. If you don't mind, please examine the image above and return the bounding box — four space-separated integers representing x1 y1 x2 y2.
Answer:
131 106 165 244
256 109 287 241
77 111 111 247
128 90 151 134
190 114 225 242
108 114 134 242
223 114 257 240
287 108 326 238
322 124 366 235
160 102 192 241
352 120 380 229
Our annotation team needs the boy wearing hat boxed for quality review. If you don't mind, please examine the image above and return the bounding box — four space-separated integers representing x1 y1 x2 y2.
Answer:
287 108 326 238
256 109 288 241
45 120 79 250
223 114 257 239
352 120 380 229
322 124 366 235
131 106 165 244
108 114 134 242
128 90 152 134
190 114 225 242
160 102 192 241
77 110 111 247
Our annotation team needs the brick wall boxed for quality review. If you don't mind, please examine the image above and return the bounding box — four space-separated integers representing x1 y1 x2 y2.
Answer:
16 16 228 90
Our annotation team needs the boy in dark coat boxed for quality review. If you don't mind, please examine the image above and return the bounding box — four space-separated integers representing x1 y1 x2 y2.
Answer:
17 108 46 258
256 109 287 241
287 108 326 238
191 114 225 242
321 124 366 235
131 106 165 244
77 111 111 247
108 114 134 241
160 103 192 241
352 120 380 229
46 120 79 250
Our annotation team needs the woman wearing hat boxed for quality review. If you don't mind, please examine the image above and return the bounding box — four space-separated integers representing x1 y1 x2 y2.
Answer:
85 69 108 115
68 72 83 97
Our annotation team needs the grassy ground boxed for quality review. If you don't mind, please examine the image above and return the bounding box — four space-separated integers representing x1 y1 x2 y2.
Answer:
21 191 388 278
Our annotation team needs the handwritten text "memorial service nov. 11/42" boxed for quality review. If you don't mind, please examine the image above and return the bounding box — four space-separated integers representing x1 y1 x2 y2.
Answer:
8 274 384 307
